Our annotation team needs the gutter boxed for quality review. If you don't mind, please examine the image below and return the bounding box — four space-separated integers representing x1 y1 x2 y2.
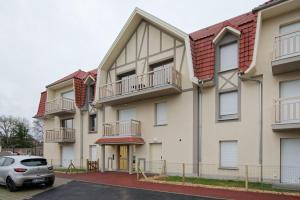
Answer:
252 0 288 12
80 110 84 168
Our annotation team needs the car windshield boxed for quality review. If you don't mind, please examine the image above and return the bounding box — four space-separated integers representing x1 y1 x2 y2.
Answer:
21 158 47 166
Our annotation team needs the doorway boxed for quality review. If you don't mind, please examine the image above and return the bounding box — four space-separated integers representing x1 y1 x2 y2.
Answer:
119 145 128 171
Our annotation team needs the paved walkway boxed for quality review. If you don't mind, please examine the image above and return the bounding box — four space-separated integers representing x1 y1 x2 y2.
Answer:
0 177 70 200
56 172 300 200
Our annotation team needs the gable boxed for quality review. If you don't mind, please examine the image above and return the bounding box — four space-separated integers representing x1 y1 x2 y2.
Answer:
104 20 186 85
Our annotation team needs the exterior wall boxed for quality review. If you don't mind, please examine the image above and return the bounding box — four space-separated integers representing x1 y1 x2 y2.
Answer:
100 19 195 174
254 9 300 181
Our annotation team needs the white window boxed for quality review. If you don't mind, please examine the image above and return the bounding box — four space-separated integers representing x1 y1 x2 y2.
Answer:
220 42 238 72
62 90 75 100
280 21 300 35
219 91 238 117
155 102 167 125
220 141 238 168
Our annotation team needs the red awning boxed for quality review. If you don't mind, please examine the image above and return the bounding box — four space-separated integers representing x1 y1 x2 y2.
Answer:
96 137 145 145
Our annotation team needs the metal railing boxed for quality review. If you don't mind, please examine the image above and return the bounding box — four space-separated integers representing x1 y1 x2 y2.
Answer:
99 67 181 99
45 97 75 115
274 96 300 123
274 31 300 60
103 119 141 137
45 128 75 143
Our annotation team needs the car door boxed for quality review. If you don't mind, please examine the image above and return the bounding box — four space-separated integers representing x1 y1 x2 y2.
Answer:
0 157 6 183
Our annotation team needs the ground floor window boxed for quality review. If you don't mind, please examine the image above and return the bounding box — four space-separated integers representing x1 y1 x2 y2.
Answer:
220 140 238 168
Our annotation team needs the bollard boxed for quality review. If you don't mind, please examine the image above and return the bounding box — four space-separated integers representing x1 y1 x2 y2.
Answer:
182 163 185 184
245 165 249 191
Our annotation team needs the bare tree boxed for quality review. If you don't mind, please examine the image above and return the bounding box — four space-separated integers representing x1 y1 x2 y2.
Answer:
0 115 17 147
32 119 43 142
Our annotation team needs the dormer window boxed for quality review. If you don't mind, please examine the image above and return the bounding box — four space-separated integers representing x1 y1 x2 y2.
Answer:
88 84 95 102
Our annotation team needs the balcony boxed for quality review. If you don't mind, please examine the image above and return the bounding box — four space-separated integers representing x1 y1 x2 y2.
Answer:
45 97 75 116
45 128 75 143
272 31 300 75
272 96 300 131
103 120 141 137
99 67 181 106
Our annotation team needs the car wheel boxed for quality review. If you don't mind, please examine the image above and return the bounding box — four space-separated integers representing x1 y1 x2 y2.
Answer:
46 179 54 187
6 177 18 192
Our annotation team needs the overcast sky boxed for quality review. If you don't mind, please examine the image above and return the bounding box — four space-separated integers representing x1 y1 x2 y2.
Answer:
0 0 265 122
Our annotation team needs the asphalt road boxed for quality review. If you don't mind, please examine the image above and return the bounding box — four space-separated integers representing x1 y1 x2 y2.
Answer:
29 181 221 200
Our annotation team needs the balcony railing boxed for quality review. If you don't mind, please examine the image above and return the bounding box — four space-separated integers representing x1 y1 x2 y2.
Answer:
274 31 300 60
274 96 300 124
99 67 181 101
45 97 75 116
45 128 75 143
103 120 141 137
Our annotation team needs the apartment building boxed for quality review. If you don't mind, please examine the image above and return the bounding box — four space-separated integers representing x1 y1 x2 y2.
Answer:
35 0 300 184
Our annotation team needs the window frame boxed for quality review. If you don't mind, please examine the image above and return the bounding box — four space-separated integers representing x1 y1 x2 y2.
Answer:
89 114 97 133
61 90 75 100
154 102 168 126
61 118 74 129
218 90 239 120
219 140 238 170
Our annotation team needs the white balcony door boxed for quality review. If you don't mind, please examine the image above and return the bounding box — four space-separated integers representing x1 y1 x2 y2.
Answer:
281 139 300 184
121 74 136 94
118 108 136 135
279 22 300 58
149 143 162 173
280 80 300 122
62 145 75 168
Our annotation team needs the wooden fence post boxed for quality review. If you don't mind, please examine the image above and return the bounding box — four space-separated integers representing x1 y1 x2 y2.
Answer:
245 165 249 191
182 163 185 184
86 159 89 173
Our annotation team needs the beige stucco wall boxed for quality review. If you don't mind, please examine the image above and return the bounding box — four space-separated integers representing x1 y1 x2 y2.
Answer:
254 8 300 180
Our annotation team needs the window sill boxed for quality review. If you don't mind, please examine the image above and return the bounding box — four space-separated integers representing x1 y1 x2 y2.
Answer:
154 124 168 127
219 167 239 170
218 115 239 122
88 131 97 134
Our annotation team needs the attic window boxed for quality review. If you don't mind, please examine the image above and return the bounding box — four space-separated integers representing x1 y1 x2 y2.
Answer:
220 42 238 72
88 84 95 102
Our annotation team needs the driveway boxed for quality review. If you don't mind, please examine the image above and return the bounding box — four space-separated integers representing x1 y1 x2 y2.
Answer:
0 177 70 200
29 181 218 200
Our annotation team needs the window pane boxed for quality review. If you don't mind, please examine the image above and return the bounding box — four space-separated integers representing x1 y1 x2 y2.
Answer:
220 91 238 116
280 21 300 35
62 90 75 100
220 141 238 168
220 42 238 71
21 159 47 166
89 114 97 132
156 103 167 125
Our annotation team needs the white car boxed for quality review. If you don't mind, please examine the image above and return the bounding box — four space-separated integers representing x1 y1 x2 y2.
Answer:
0 155 55 192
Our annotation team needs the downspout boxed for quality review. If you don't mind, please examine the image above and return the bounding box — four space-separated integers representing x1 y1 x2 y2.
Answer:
239 73 263 182
80 110 84 168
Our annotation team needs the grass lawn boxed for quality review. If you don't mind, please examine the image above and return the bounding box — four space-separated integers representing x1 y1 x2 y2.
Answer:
159 176 295 193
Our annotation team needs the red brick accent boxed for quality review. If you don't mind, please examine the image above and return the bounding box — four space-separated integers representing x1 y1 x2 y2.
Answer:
96 137 145 145
34 91 47 118
74 78 86 108
190 12 257 80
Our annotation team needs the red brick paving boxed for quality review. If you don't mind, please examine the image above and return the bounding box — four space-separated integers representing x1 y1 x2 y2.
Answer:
56 172 300 200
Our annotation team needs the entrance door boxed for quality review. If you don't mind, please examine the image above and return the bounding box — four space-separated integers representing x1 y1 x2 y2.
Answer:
149 143 162 173
89 145 97 161
281 139 300 184
119 145 128 171
62 145 75 167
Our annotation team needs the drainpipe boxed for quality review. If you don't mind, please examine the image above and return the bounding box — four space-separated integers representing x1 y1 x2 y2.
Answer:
238 73 263 182
80 110 84 168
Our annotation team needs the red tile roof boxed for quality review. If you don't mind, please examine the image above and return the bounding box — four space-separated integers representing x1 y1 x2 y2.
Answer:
190 12 257 81
35 69 98 118
33 91 47 118
96 137 145 145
